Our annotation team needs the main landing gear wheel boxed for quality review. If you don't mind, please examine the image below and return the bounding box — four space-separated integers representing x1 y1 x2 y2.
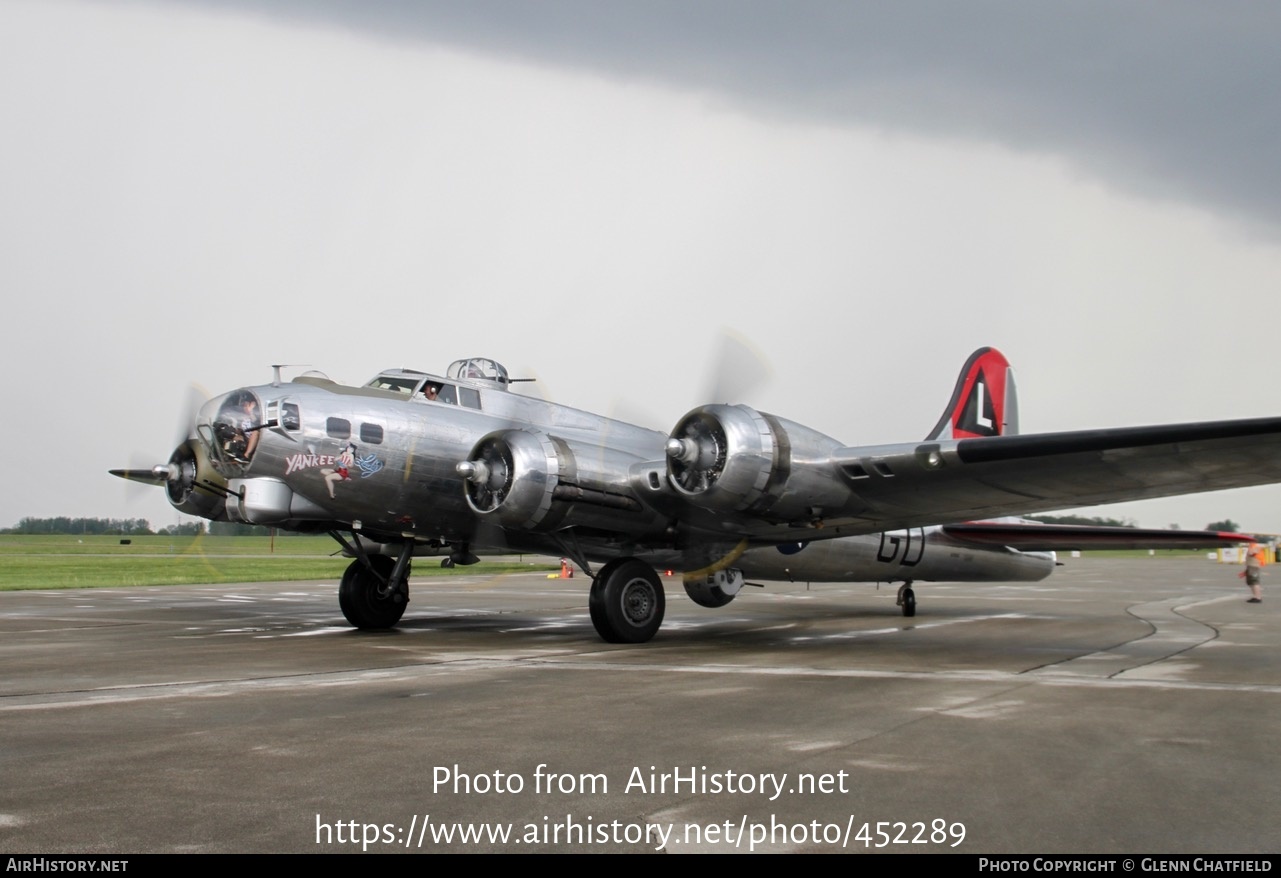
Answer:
588 558 665 644
339 555 409 629
900 585 916 618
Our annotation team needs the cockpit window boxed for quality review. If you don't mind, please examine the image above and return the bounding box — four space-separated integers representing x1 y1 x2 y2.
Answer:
366 375 419 394
420 382 458 405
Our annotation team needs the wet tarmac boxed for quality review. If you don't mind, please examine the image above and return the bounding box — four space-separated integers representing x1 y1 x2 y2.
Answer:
1 555 1276 853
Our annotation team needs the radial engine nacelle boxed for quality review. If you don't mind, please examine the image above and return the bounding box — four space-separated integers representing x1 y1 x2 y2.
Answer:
457 428 664 533
121 439 227 520
664 404 852 522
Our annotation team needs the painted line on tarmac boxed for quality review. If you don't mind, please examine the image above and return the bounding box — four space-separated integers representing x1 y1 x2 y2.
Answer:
4 647 1281 714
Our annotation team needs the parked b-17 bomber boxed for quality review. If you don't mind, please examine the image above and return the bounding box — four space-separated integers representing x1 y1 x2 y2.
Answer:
113 348 1275 643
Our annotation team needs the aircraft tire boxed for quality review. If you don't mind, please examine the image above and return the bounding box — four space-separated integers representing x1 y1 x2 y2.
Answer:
589 558 665 643
683 579 735 608
588 579 616 642
339 556 408 629
901 586 916 618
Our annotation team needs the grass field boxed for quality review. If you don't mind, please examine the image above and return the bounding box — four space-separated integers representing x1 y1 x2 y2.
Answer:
0 534 557 590
0 535 1231 591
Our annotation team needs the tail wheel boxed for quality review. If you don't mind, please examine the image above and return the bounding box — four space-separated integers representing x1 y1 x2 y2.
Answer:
589 558 665 643
339 555 409 629
683 579 736 608
901 586 916 618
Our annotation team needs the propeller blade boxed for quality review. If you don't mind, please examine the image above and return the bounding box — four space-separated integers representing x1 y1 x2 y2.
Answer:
705 329 772 405
114 382 208 502
175 383 210 447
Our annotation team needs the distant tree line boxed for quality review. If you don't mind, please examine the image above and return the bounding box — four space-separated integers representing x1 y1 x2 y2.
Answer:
1028 514 1137 528
3 517 211 536
4 517 159 535
1029 515 1249 534
2 517 293 537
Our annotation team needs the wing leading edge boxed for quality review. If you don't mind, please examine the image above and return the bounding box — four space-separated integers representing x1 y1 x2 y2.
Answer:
831 415 1281 533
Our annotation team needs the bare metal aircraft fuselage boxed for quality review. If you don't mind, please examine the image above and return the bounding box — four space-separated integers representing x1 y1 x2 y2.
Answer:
182 364 1054 585
116 351 1270 642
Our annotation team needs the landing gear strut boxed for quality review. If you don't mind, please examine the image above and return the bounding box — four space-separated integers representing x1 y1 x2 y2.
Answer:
589 558 665 643
339 554 410 629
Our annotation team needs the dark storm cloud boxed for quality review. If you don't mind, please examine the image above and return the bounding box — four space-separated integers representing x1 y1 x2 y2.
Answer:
182 0 1281 232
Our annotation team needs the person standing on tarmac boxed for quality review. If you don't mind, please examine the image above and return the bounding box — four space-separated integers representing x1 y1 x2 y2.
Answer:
1242 542 1266 603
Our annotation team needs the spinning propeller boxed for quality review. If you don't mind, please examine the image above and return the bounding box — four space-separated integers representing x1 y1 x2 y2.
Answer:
110 384 228 518
665 332 772 498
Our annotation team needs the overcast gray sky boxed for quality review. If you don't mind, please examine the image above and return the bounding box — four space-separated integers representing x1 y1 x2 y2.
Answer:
5 0 1281 532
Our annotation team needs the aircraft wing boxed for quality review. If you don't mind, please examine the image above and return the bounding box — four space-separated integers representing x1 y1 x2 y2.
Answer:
828 417 1281 534
940 522 1256 551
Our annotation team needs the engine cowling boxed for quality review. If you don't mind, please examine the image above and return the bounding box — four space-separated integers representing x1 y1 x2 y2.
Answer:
458 429 559 528
165 439 227 520
666 405 775 510
665 405 851 522
457 429 662 533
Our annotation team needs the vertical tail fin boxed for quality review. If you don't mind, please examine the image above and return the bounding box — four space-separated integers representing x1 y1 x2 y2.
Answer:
925 347 1019 440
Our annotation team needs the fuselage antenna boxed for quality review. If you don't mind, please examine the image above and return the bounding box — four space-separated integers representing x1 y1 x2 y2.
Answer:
270 364 310 387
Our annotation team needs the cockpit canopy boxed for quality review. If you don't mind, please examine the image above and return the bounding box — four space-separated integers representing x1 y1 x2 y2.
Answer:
365 369 427 395
362 360 512 397
361 362 505 410
447 358 510 387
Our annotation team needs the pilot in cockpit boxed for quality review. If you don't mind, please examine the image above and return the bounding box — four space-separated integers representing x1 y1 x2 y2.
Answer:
422 382 440 401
